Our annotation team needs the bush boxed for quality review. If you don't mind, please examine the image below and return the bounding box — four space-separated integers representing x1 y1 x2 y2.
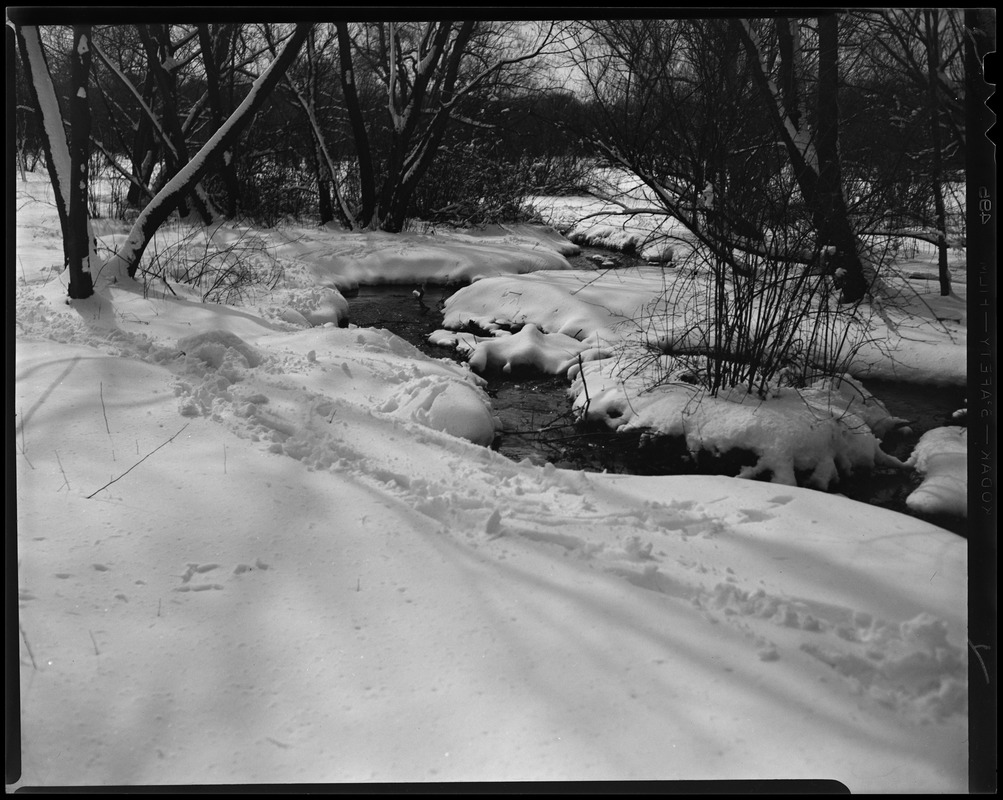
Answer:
134 221 284 304
613 197 869 398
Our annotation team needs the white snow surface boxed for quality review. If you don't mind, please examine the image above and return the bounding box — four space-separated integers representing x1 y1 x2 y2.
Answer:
906 427 969 519
15 173 967 791
269 222 578 293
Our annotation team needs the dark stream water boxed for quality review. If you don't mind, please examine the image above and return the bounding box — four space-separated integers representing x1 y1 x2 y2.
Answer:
344 253 967 537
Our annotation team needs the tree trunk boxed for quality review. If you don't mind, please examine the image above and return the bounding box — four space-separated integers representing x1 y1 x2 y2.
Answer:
377 22 464 232
127 68 158 207
734 16 869 302
814 14 868 304
137 24 212 223
336 22 377 226
67 25 95 298
17 24 98 299
107 24 312 280
923 9 951 296
198 23 240 218
16 26 71 246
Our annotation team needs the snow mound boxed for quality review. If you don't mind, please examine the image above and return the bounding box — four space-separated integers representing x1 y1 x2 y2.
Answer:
569 358 906 489
567 223 646 254
272 224 575 293
431 323 588 374
265 287 349 327
640 240 675 263
379 376 498 446
906 426 968 518
178 329 263 370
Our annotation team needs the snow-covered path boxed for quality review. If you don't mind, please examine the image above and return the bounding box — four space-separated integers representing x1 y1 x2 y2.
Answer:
16 324 965 789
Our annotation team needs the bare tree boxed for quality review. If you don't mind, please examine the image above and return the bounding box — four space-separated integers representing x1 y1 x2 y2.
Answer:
67 25 97 298
857 9 966 296
103 23 312 279
16 24 98 298
335 20 562 232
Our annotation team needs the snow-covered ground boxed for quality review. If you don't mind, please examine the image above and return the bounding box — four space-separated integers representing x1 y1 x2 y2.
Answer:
14 171 969 791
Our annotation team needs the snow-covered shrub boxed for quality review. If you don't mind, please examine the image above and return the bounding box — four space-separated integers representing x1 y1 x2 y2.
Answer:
568 355 908 489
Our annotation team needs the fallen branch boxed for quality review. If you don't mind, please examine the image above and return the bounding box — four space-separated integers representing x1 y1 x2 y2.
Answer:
86 423 189 499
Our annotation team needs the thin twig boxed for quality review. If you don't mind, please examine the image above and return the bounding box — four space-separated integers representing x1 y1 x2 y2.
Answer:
19 622 38 670
54 450 70 491
18 406 35 469
576 352 591 416
88 630 100 656
99 382 111 434
86 423 189 499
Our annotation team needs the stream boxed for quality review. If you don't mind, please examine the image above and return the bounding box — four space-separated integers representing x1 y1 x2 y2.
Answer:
343 251 967 537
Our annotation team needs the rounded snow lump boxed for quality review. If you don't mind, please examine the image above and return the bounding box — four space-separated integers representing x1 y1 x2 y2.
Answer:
386 377 497 446
177 330 263 368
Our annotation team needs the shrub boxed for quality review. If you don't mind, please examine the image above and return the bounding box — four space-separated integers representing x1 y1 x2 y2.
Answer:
611 195 871 399
134 221 284 304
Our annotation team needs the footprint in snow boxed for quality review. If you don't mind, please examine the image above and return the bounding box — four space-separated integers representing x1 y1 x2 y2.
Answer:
177 559 270 590
233 559 270 574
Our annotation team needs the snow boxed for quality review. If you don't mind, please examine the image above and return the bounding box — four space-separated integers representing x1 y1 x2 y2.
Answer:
270 223 577 293
429 324 589 375
565 365 907 489
14 171 969 791
906 427 968 519
431 260 964 492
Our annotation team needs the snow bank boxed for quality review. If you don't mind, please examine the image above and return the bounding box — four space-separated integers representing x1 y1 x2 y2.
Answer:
173 323 499 451
906 426 968 519
271 224 576 293
433 269 957 490
439 268 668 345
430 323 589 374
568 358 906 488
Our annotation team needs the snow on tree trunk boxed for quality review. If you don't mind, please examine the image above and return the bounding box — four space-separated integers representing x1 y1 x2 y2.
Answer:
17 26 72 240
67 25 95 298
104 24 312 282
17 24 96 298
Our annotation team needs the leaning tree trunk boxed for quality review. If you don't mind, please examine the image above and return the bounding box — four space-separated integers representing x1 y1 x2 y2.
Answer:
106 23 312 280
16 26 70 251
137 24 213 224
